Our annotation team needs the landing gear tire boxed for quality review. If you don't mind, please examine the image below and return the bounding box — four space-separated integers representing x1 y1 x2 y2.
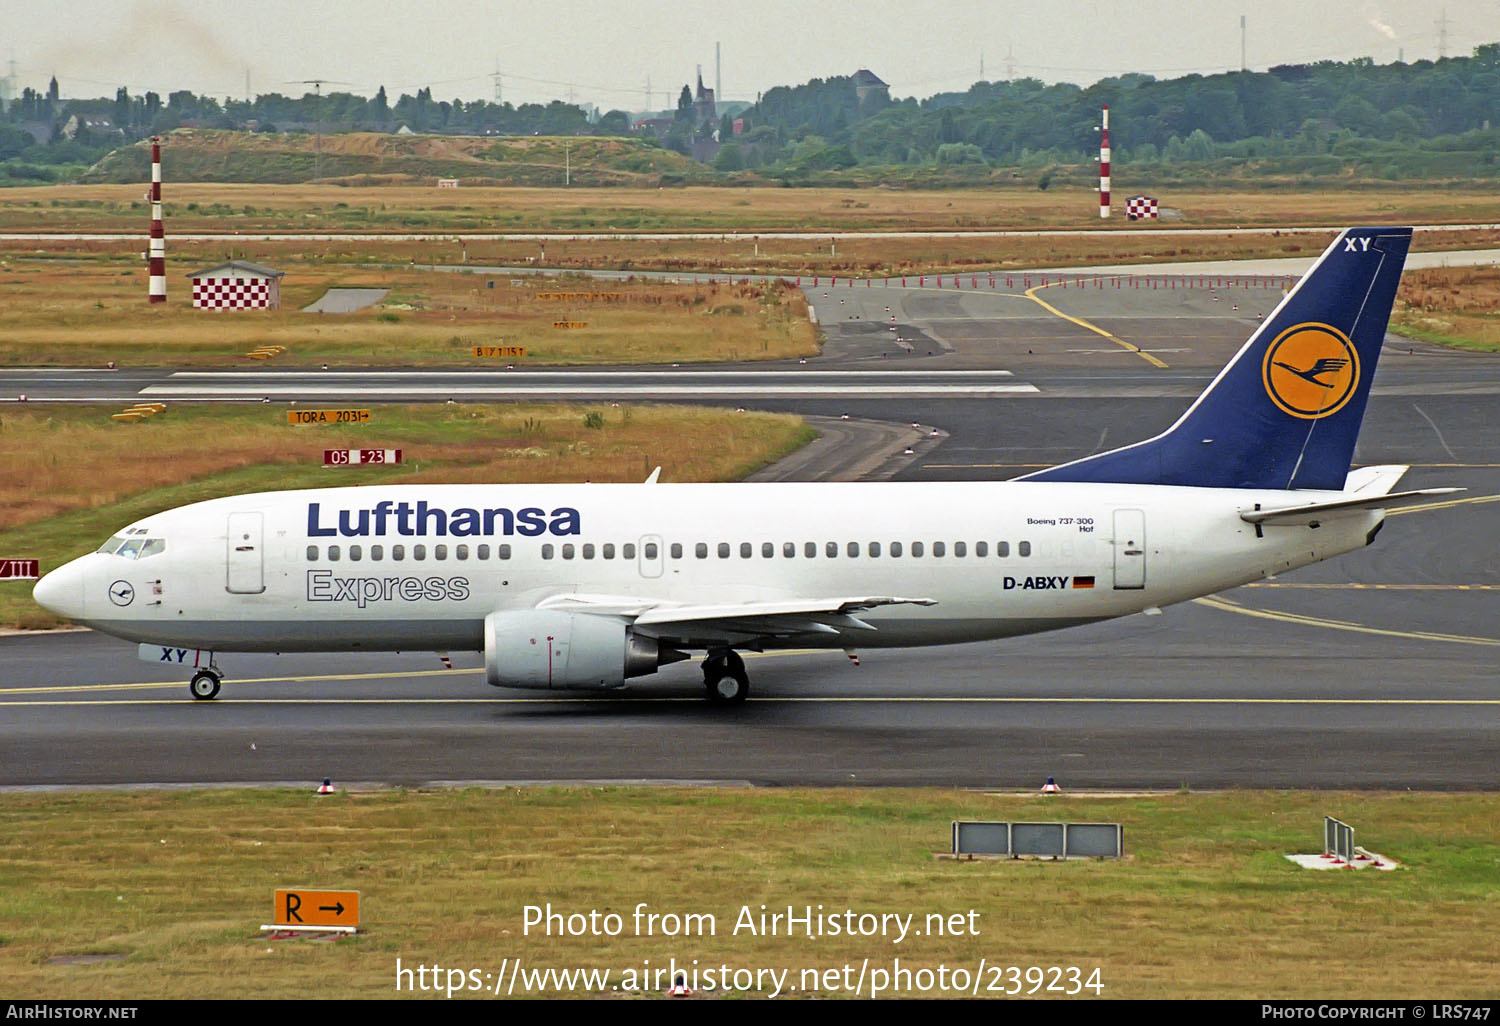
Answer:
703 651 749 705
189 670 222 701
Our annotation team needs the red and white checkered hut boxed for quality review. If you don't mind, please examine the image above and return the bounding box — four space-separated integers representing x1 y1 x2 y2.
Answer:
1125 195 1159 220
187 260 284 310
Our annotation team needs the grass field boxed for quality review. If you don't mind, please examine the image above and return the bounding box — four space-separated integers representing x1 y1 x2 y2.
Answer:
5 182 1500 234
0 254 816 367
0 404 815 628
1391 266 1500 352
0 787 1495 999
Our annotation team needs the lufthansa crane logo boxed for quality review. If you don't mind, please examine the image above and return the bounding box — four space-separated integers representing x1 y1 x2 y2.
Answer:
108 580 135 607
1261 323 1360 420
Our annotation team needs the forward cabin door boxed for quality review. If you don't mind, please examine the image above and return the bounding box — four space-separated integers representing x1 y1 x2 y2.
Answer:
1112 509 1146 589
226 512 266 594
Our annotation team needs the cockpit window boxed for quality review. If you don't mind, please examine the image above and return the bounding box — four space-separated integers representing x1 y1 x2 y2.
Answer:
98 536 166 559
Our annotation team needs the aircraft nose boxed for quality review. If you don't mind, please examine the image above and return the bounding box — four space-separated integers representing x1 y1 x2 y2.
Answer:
33 558 86 620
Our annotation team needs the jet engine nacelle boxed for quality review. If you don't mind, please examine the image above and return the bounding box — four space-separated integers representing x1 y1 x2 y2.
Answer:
484 610 682 690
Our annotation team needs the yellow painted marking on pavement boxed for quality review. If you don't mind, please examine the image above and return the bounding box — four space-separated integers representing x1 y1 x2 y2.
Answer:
1 650 840 697
1245 583 1500 590
1193 594 1500 647
1388 493 1500 516
1024 282 1169 368
4 696 1499 708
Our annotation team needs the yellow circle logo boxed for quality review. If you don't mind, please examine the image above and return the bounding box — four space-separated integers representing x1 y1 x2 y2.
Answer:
1261 323 1360 420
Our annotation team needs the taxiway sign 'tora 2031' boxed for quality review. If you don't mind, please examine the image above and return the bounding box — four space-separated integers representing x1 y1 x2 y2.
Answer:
34 227 1455 703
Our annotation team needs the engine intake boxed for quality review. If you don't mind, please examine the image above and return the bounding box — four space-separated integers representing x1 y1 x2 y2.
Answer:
484 610 685 690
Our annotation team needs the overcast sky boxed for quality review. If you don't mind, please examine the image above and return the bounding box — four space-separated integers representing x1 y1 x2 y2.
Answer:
4 0 1497 110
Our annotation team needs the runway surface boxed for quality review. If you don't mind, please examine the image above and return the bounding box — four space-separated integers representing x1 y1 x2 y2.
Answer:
2 265 1497 789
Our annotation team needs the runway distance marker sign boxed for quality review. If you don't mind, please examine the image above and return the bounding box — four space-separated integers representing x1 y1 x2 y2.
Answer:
0 559 40 580
288 409 371 426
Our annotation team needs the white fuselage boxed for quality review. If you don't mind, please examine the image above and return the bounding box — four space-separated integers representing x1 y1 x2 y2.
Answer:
44 480 1379 655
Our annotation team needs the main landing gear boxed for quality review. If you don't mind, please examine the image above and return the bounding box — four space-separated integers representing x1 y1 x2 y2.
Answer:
189 667 223 701
703 649 749 705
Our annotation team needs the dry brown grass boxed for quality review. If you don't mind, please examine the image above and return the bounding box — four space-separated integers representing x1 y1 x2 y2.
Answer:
0 253 815 366
1392 265 1500 351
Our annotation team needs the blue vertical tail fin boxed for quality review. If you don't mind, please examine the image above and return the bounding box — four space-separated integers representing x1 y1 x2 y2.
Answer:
1021 227 1412 490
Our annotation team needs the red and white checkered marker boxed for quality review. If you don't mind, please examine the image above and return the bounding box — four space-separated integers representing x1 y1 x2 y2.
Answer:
317 778 336 795
1041 776 1061 794
668 972 693 997
1126 195 1159 219
845 650 861 667
193 277 273 309
438 654 453 670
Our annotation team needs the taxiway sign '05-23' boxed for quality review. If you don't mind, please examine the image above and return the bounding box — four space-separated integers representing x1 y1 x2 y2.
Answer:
34 227 1457 703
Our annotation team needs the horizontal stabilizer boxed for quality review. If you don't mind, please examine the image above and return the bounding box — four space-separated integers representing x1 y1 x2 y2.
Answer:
1241 488 1462 526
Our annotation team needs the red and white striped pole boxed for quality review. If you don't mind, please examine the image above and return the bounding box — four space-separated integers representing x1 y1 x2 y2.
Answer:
148 136 165 303
1098 106 1110 219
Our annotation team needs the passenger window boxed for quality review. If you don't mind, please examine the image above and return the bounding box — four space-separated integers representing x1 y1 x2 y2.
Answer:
976 541 988 557
783 542 795 558
1019 541 1032 557
542 544 555 560
847 542 859 557
669 543 681 559
740 542 752 558
456 545 468 560
696 543 708 559
912 542 924 557
328 545 340 561
582 544 595 559
762 542 774 558
890 541 902 557
562 544 575 559
804 542 816 558
954 541 966 557
393 544 406 561
306 545 318 561
718 543 730 558
371 544 384 561
435 544 448 560
498 544 511 560
997 541 1010 557
413 544 426 560
626 543 638 559
869 541 881 557
478 544 490 560
349 545 362 561
603 543 615 559
932 541 945 557
825 541 837 558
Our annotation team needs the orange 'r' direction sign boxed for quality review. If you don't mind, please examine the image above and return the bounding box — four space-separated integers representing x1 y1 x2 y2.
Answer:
273 889 361 929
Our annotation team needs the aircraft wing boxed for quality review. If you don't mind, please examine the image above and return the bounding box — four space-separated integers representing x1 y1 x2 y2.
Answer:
535 593 937 646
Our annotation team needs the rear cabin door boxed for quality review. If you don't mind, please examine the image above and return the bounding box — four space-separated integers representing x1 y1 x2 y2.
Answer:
226 512 266 594
1112 509 1146 590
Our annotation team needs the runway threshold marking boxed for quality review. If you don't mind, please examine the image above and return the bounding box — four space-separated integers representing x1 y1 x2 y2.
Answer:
1023 282 1170 369
1193 595 1500 647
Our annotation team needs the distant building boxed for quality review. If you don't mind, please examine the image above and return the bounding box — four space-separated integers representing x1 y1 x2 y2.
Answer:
186 260 284 310
693 74 716 128
853 69 889 105
60 115 123 141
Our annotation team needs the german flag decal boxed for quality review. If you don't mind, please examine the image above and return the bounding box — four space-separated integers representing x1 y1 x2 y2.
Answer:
1072 576 1096 589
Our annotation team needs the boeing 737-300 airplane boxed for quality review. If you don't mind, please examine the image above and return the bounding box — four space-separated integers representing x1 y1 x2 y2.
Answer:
33 227 1456 703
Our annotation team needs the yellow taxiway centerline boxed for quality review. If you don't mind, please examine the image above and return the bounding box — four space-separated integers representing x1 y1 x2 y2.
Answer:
1023 282 1169 368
